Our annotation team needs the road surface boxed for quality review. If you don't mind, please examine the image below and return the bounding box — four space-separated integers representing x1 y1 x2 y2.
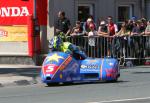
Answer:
0 66 150 103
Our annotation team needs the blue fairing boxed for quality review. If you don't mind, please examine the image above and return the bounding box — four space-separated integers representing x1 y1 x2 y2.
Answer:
41 52 120 84
80 58 119 81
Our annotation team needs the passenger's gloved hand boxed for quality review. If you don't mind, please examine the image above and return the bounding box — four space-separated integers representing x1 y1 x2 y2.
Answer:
65 50 73 55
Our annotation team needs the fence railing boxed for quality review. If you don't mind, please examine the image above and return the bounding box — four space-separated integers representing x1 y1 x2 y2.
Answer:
67 35 150 63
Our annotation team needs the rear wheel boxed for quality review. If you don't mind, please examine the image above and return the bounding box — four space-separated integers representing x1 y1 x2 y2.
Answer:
111 78 118 82
46 82 59 86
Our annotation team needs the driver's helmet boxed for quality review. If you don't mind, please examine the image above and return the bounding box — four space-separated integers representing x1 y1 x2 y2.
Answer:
49 36 63 50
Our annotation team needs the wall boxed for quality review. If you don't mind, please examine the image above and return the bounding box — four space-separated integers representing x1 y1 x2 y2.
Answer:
53 0 75 28
115 0 141 19
98 0 115 21
146 0 150 19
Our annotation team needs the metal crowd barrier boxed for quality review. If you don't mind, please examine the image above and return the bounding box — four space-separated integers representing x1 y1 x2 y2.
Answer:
67 35 150 64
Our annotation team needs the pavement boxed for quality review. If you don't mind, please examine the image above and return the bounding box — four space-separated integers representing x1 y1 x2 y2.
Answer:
0 64 42 87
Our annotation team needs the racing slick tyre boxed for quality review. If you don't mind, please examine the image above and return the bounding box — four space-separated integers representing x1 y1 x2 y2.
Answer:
106 79 118 83
46 83 59 86
63 82 73 85
106 76 119 83
111 78 118 82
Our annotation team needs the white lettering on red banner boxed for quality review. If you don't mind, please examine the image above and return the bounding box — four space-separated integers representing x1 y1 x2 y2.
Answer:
0 7 29 17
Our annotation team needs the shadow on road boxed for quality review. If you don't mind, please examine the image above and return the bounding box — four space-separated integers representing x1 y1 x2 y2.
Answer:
132 71 150 74
45 80 129 87
0 67 41 82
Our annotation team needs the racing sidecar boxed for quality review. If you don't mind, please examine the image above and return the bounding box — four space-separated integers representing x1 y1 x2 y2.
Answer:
41 52 120 86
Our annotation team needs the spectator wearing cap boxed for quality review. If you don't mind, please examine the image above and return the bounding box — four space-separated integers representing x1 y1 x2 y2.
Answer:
131 16 137 22
126 17 137 35
70 21 83 36
98 20 108 36
97 20 108 57
130 20 143 58
131 21 141 35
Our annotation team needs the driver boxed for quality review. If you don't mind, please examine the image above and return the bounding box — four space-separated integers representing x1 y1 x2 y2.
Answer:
49 35 87 60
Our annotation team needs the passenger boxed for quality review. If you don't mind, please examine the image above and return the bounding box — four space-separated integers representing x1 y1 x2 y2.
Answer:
49 35 87 60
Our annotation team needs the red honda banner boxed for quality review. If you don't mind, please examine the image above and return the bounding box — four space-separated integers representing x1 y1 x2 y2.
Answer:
0 0 33 25
0 0 47 25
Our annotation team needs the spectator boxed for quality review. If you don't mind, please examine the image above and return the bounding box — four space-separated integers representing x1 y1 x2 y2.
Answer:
140 18 147 34
116 21 130 36
98 20 108 36
83 17 96 35
88 23 98 37
141 18 147 26
106 16 118 57
116 21 130 64
98 20 108 57
88 23 99 57
144 20 150 58
88 23 99 46
126 17 137 35
131 21 141 35
70 21 83 36
55 11 71 36
145 20 150 35
107 16 118 36
129 21 143 58
130 16 137 23
126 19 134 35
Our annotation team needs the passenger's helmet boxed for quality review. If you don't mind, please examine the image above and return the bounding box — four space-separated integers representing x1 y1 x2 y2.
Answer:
49 36 63 49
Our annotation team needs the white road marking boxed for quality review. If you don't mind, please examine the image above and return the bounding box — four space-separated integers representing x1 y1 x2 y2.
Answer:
88 96 150 103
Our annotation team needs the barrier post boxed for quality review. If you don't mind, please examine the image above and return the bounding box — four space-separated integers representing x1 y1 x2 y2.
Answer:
33 20 41 54
27 15 34 57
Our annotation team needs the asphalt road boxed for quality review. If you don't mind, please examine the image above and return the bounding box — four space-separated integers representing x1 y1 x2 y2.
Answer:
0 66 150 103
